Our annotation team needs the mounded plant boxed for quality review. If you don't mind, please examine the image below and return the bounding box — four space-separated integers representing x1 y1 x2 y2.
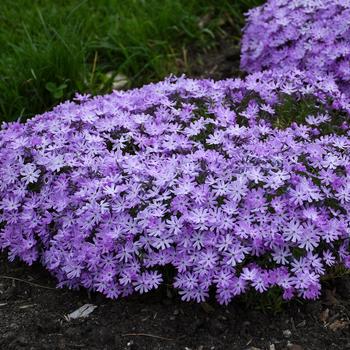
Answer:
241 0 350 95
1 70 350 304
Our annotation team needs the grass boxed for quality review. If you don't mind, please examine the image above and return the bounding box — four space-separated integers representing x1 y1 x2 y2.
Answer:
0 0 263 122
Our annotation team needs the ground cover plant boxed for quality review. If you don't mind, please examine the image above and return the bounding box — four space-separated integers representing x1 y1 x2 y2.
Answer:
0 0 263 123
241 0 350 94
2 1 350 348
1 69 350 305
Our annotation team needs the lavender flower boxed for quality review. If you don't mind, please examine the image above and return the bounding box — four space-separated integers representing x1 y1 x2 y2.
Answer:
241 0 350 95
1 70 350 304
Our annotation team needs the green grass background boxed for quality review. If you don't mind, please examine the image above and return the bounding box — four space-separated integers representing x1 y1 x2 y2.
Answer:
0 0 263 122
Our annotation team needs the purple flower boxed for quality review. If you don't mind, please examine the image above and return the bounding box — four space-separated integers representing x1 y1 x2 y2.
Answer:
0 71 350 303
241 0 350 95
133 271 162 294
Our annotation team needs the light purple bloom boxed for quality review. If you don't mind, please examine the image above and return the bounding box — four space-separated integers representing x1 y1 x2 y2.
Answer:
0 71 350 303
241 0 350 95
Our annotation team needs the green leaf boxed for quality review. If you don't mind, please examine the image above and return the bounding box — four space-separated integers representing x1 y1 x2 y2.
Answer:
53 90 64 99
45 82 56 92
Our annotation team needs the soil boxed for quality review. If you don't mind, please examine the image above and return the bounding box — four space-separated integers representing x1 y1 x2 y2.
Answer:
189 41 242 82
185 22 244 82
2 26 350 350
1 255 350 350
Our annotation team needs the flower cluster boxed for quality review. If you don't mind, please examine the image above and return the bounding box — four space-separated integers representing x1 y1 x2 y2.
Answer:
241 0 350 95
1 70 350 304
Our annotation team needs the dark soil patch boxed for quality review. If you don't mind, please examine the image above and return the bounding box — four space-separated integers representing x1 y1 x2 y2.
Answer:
189 40 242 81
1 255 350 350
184 23 244 81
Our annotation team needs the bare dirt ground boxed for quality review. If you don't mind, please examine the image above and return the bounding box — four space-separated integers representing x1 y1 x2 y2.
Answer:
1 255 350 350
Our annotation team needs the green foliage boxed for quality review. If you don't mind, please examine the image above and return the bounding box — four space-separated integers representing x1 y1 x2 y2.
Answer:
240 287 287 314
0 0 263 122
45 82 68 100
274 94 323 128
321 264 350 282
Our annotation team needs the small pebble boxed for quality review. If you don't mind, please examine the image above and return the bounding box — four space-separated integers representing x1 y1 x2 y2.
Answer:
283 329 292 338
9 323 19 330
126 340 138 350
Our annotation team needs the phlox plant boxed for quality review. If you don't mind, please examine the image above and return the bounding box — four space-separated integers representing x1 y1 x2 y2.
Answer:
1 70 350 305
241 0 350 95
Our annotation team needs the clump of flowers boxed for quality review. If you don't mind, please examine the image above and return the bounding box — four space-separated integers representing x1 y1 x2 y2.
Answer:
241 0 350 95
1 70 350 304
